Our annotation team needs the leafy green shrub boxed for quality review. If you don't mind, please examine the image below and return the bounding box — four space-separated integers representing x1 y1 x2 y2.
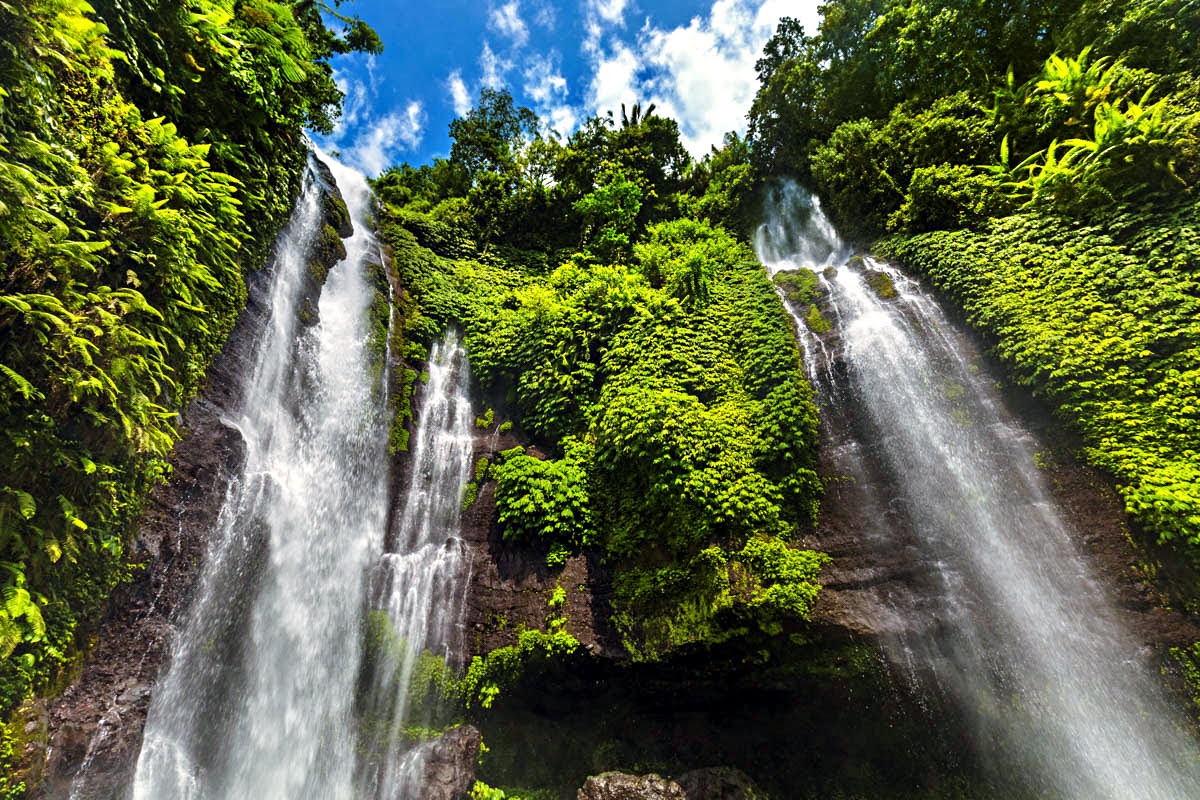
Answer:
893 164 1009 233
810 94 997 242
382 205 826 661
492 442 594 551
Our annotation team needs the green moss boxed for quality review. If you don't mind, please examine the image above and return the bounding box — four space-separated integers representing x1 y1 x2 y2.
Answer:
865 270 897 299
498 421 513 435
476 408 495 429
772 268 819 305
804 304 832 333
388 367 418 455
322 191 351 236
311 224 345 283
1170 642 1200 723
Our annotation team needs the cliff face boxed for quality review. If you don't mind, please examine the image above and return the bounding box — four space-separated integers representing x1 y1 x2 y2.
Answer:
19 164 353 800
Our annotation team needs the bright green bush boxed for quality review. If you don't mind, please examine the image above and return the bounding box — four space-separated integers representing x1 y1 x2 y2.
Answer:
893 164 1009 233
492 441 594 551
382 198 826 661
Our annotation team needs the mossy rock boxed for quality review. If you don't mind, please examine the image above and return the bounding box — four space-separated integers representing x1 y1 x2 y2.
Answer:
323 190 353 237
298 298 318 327
804 304 832 334
772 269 820 306
864 269 897 300
847 255 865 268
823 265 837 279
313 223 346 275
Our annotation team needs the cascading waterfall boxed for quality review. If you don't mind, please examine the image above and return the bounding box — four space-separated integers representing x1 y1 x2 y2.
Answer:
122 151 471 800
129 153 387 800
356 332 474 799
756 179 1200 798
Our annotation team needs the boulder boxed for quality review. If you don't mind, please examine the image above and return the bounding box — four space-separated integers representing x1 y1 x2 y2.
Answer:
578 772 685 800
418 724 482 800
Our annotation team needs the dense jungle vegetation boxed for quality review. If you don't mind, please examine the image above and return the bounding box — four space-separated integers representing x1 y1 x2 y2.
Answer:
0 0 377 749
376 91 827 661
3 0 1199 792
741 0 1200 571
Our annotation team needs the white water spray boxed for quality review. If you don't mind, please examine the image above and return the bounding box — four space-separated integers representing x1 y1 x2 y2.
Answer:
130 154 387 800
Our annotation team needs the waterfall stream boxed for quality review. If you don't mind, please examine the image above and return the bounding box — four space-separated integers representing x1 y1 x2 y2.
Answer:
122 153 471 800
755 180 1200 798
357 332 474 799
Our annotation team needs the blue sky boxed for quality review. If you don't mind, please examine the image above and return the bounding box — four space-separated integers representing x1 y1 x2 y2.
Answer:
316 0 822 177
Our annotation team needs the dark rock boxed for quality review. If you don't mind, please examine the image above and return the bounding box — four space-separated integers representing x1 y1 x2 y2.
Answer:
578 772 685 800
417 724 482 800
676 767 764 799
295 222 346 327
312 157 353 238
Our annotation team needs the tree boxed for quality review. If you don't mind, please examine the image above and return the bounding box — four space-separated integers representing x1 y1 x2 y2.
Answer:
449 88 540 184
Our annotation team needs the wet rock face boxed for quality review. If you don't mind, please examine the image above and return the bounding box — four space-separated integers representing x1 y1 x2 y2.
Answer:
296 166 351 327
578 772 685 800
417 724 482 800
313 157 353 238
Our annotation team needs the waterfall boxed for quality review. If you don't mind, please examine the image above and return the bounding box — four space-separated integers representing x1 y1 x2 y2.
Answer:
356 332 474 799
755 179 1200 798
128 153 386 800
121 151 471 800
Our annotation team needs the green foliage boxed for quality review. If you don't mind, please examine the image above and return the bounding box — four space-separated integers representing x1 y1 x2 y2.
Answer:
680 132 759 235
772 270 820 306
458 627 582 710
492 441 594 552
381 189 826 661
894 164 1009 233
809 94 997 241
573 164 643 264
752 0 1198 233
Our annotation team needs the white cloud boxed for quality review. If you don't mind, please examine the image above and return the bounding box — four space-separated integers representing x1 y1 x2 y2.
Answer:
523 52 568 105
582 0 631 55
532 1 556 29
344 101 426 177
523 52 577 137
582 0 821 156
447 70 473 116
488 1 529 46
587 42 640 125
480 40 512 88
591 0 629 25
545 105 579 138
